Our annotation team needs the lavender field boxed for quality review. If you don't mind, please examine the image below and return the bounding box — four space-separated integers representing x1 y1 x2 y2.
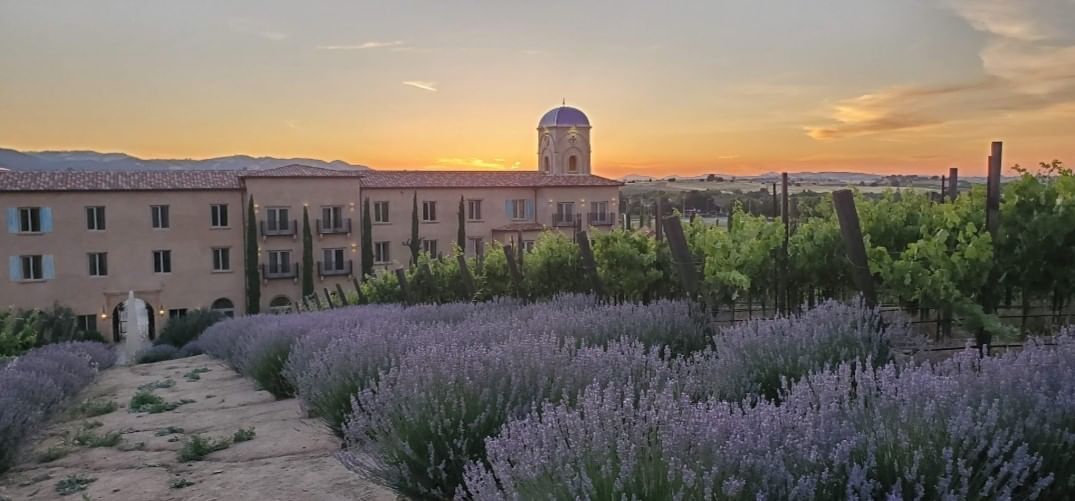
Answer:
195 296 1075 500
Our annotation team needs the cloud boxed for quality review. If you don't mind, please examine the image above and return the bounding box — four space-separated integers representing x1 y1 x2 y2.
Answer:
316 41 405 50
402 81 438 92
433 157 521 169
228 18 287 41
807 1 1075 141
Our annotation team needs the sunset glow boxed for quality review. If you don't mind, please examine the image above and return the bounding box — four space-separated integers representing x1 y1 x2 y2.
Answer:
2 1 1073 178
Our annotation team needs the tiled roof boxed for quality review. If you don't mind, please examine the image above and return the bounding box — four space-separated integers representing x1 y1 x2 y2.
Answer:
493 222 548 232
361 171 623 189
240 164 365 178
0 170 242 192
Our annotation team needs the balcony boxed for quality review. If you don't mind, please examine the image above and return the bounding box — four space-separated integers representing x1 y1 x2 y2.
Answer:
587 212 615 226
260 220 297 238
261 263 298 280
318 259 353 277
317 218 352 236
553 213 579 228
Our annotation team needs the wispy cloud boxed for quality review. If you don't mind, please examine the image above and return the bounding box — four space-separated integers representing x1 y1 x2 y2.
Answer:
228 18 287 41
402 81 438 92
433 157 521 169
316 40 405 50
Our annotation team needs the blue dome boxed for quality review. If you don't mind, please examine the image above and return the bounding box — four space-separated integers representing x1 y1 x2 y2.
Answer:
538 106 590 128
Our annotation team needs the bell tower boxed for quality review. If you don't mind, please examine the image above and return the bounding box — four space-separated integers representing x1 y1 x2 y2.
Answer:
537 105 591 176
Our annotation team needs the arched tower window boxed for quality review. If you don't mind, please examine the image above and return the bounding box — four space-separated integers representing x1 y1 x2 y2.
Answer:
568 155 578 173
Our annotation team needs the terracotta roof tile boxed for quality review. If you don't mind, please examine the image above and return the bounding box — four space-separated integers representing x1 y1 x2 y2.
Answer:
0 170 242 192
361 170 623 189
240 164 365 177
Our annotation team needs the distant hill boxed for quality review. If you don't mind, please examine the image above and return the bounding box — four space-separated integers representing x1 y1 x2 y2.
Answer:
623 171 886 184
0 148 369 172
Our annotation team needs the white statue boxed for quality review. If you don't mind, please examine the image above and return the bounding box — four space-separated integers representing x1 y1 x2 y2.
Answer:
122 291 151 364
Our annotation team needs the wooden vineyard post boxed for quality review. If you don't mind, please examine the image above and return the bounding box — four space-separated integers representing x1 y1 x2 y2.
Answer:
456 255 476 299
662 215 700 300
771 183 778 219
948 167 959 200
576 231 606 298
726 209 734 233
655 193 664 241
503 245 523 297
309 292 322 310
301 295 312 311
394 268 410 305
940 175 947 203
780 172 790 314
979 141 1003 352
322 288 335 308
352 277 366 304
832 190 877 307
335 283 349 306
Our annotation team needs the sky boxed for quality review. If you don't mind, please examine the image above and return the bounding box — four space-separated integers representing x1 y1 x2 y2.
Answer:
1 0 1073 179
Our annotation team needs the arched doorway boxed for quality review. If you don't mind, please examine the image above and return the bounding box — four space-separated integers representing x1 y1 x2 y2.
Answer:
268 295 292 314
211 298 235 318
112 300 156 343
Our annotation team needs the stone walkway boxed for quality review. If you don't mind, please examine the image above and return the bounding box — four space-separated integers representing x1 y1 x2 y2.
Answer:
0 355 395 501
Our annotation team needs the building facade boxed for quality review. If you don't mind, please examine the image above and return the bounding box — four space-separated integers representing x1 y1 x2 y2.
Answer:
0 106 622 342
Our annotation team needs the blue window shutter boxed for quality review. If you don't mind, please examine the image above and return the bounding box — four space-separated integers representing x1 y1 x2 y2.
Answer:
43 255 55 280
6 208 17 233
41 207 54 233
8 256 20 281
525 200 534 220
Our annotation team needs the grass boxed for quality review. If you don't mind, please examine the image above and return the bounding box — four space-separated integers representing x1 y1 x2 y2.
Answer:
38 446 71 463
55 474 95 496
184 367 210 382
169 478 195 489
177 434 231 462
128 390 194 413
154 426 185 436
137 378 176 391
232 427 256 443
71 428 121 448
72 399 118 418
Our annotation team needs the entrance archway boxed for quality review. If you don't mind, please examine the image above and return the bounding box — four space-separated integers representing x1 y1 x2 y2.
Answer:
112 300 156 343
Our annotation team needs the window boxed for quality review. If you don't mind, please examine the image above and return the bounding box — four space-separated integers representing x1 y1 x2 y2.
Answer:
469 237 484 258
322 206 343 231
509 199 527 220
168 308 188 319
422 201 437 222
88 252 108 277
210 298 235 318
212 247 231 272
18 207 41 233
543 156 550 172
153 250 172 273
86 206 106 230
151 205 170 229
211 204 229 228
568 155 579 173
421 239 438 256
18 255 43 280
323 248 346 272
374 241 390 263
466 200 482 221
556 202 575 223
76 314 97 334
373 201 390 223
591 201 609 222
267 207 289 232
268 295 292 314
523 240 536 252
268 250 291 275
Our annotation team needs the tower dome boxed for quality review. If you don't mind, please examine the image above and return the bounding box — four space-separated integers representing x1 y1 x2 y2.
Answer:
538 106 591 128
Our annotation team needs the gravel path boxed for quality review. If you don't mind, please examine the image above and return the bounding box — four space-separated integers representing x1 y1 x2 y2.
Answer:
0 355 395 501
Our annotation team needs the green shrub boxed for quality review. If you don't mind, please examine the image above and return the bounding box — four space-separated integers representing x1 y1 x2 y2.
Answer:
248 343 295 398
137 378 175 391
156 309 225 348
155 426 184 436
73 399 118 418
177 434 231 462
128 390 193 414
183 367 210 382
38 446 70 463
169 477 195 489
55 474 95 496
232 427 256 443
72 428 121 448
136 345 179 364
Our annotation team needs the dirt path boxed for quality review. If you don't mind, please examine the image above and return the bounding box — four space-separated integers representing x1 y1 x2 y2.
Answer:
0 355 395 501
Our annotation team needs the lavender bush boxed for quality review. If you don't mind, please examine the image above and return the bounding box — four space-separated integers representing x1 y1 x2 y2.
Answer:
0 341 115 472
136 344 179 364
466 337 1075 500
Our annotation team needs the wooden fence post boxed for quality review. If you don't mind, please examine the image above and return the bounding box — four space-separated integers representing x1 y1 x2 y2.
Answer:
940 175 947 203
576 231 605 298
456 254 476 299
309 292 322 310
351 277 366 304
655 193 664 241
832 190 877 307
780 173 790 314
662 215 700 299
322 287 335 309
503 245 523 297
394 268 410 305
948 167 959 200
335 283 349 306
979 141 1003 351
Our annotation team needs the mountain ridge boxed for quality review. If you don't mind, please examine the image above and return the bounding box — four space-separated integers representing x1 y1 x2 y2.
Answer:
0 147 369 172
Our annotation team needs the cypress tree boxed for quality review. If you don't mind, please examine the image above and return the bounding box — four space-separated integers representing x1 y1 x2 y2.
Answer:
301 206 314 298
361 197 374 278
244 196 261 314
457 196 466 255
408 191 420 265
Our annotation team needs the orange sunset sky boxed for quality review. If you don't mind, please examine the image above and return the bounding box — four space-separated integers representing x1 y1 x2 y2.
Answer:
1 1 1073 179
